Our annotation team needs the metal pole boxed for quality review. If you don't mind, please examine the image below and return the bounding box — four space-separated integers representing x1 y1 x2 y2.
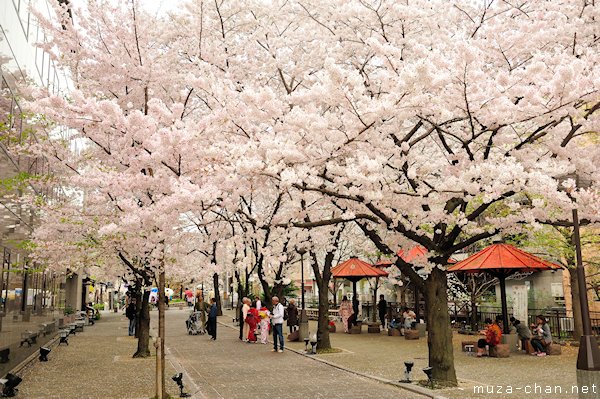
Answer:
301 251 305 310
499 274 509 334
572 208 600 371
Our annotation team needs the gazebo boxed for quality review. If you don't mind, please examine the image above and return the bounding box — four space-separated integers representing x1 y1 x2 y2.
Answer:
447 243 562 334
331 257 388 318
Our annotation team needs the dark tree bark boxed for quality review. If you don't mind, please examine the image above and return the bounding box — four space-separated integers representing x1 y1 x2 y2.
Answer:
424 268 456 386
133 289 151 358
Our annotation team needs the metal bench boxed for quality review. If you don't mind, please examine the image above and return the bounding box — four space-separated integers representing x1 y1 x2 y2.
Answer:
0 346 9 363
74 320 85 332
20 331 39 347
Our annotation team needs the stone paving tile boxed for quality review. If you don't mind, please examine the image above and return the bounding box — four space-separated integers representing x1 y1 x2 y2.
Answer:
218 311 580 399
164 310 421 399
18 311 176 399
18 310 421 399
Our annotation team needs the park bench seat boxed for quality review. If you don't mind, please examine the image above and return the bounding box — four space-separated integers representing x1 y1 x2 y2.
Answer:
20 331 39 347
0 346 9 363
367 322 380 333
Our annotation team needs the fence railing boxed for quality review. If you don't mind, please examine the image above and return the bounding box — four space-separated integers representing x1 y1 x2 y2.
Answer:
473 307 600 339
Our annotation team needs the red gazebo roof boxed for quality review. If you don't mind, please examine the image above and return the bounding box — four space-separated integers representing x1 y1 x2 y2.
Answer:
447 243 562 275
331 257 388 280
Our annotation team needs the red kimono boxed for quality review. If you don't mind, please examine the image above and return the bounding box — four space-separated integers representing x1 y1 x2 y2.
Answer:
246 308 259 342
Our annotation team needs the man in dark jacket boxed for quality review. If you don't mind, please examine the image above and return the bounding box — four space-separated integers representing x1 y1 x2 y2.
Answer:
208 298 218 340
377 294 387 329
286 299 299 334
126 298 136 336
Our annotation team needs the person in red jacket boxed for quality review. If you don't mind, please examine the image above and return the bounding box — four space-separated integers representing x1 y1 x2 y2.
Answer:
477 317 502 357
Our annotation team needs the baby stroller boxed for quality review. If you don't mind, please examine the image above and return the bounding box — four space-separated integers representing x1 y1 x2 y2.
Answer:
186 311 206 335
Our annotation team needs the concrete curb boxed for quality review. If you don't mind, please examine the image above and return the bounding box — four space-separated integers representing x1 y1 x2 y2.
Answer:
218 320 447 399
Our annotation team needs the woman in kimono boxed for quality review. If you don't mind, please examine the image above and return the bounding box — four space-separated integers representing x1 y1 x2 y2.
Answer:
339 296 354 333
258 306 271 344
246 307 259 342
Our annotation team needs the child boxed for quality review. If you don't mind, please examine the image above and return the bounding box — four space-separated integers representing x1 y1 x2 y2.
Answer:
258 307 271 344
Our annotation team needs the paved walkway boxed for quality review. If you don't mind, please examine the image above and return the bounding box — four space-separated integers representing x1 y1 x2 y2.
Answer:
228 311 579 399
165 310 420 399
18 311 176 398
17 310 422 399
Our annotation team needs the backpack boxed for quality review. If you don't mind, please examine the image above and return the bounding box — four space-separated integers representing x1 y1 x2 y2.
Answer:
283 307 289 321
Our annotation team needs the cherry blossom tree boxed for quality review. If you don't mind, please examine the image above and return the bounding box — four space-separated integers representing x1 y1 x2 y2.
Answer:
25 0 600 389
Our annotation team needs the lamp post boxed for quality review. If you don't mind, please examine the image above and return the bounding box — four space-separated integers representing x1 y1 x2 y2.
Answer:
559 174 600 395
297 247 308 341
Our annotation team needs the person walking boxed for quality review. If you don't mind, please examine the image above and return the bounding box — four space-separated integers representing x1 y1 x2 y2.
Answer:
194 292 209 334
271 296 285 352
286 298 299 334
377 294 387 329
207 298 218 340
241 297 251 342
126 297 136 336
184 288 194 307
339 296 354 333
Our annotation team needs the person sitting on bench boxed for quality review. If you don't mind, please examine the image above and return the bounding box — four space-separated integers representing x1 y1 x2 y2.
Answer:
511 318 532 351
531 315 552 357
477 317 502 357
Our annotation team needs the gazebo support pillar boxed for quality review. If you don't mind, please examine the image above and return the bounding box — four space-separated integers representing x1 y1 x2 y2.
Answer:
498 273 509 334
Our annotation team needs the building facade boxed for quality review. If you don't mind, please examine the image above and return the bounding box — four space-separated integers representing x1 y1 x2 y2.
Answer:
1 0 86 376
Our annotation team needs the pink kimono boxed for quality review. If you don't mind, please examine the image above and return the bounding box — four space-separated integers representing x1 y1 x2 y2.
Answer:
339 300 354 332
259 307 270 344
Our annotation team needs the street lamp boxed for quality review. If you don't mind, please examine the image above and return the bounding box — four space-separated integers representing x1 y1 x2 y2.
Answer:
558 173 600 392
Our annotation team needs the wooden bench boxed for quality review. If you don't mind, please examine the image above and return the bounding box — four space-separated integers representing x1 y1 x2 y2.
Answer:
20 331 39 347
489 343 510 358
367 322 380 333
388 328 401 336
547 343 562 355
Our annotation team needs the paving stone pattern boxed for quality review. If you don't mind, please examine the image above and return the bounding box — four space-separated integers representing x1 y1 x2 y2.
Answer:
165 310 420 399
17 310 420 399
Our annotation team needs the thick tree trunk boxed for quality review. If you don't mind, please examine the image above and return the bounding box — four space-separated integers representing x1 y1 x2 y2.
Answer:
316 279 331 350
213 272 223 316
133 289 151 358
424 268 457 386
569 268 584 341
470 292 478 331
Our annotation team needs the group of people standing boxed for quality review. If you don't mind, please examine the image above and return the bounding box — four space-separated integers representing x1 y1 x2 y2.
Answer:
239 296 299 353
193 292 218 340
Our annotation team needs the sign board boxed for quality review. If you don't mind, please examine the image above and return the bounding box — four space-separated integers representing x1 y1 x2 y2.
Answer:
512 285 528 323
